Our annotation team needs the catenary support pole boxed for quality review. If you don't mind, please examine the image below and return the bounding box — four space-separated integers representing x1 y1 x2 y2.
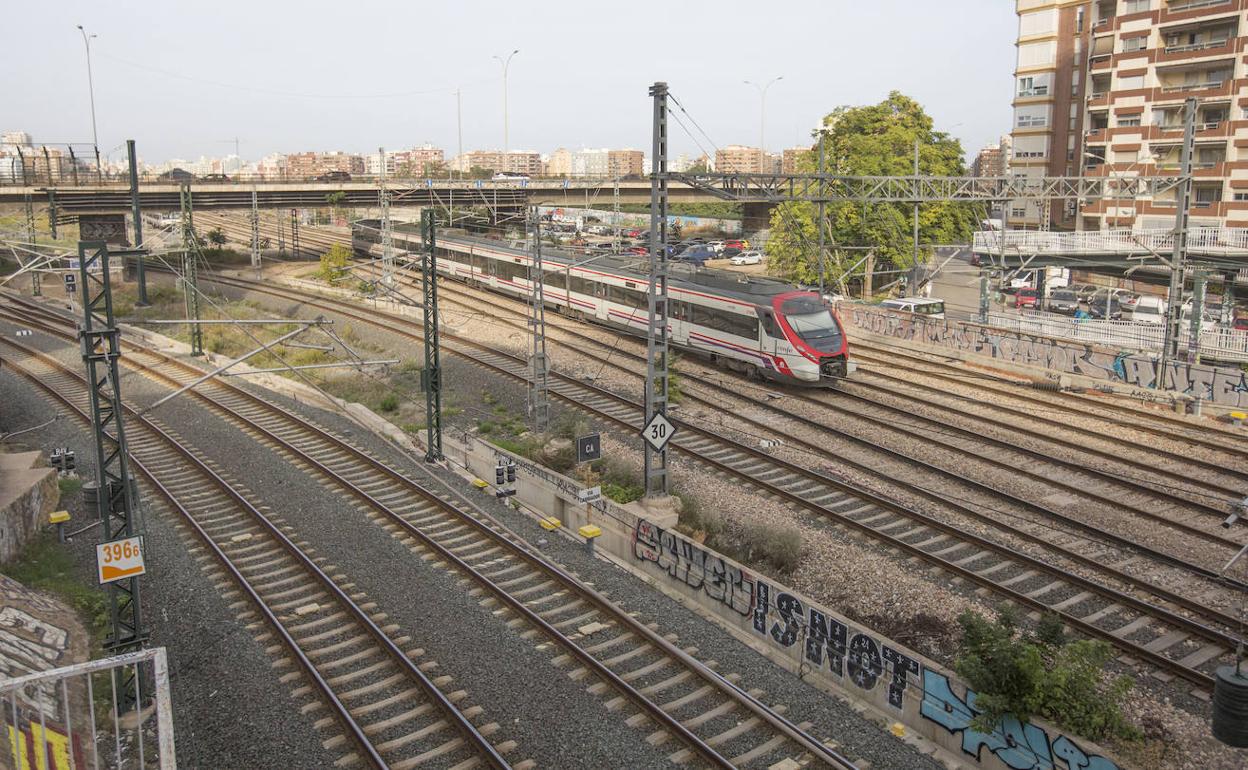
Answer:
179 184 204 356
379 146 394 288
127 139 149 306
527 207 550 433
24 192 40 297
77 242 146 711
644 82 671 499
250 188 261 278
817 131 826 297
1159 97 1197 382
910 138 920 295
421 209 443 462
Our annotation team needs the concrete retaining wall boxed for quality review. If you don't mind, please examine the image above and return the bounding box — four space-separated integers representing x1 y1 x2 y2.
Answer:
459 430 1125 770
839 302 1248 412
0 451 59 564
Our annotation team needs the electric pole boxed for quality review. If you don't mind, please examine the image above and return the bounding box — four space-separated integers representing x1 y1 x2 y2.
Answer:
644 82 671 500
127 139 149 306
179 184 204 355
816 130 826 297
1159 97 1197 382
77 242 146 711
379 146 394 288
528 207 550 433
250 188 261 278
421 209 443 462
24 191 39 297
910 137 920 296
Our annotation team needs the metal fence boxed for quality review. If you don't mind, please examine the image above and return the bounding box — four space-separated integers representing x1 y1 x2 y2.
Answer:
1 648 176 770
986 310 1248 362
972 227 1248 256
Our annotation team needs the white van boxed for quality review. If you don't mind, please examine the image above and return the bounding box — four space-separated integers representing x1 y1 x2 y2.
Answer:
1126 295 1166 324
881 297 946 319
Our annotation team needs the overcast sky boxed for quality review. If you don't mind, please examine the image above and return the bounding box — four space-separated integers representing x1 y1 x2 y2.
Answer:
7 0 1017 165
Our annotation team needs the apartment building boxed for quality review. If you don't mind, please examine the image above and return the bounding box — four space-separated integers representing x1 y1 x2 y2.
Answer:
452 150 542 175
1081 0 1248 229
972 136 1013 176
782 147 810 174
607 149 644 177
286 151 364 178
1010 0 1248 230
715 145 781 173
1008 0 1092 229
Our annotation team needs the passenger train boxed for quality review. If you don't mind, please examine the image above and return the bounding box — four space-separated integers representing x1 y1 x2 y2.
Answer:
352 222 852 385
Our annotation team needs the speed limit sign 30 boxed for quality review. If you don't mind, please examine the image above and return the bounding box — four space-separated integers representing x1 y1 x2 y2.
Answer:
96 536 146 585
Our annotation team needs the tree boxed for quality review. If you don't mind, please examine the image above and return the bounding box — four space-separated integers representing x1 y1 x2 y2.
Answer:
319 243 352 282
206 228 227 250
686 157 711 174
765 91 977 292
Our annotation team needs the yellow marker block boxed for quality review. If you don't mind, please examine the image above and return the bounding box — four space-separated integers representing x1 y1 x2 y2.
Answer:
471 479 489 490
890 722 906 738
48 510 71 524
578 524 602 539
539 516 562 531
1231 411 1248 421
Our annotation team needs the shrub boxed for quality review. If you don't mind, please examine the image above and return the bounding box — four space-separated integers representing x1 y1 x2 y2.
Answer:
955 608 1139 742
318 243 353 282
57 477 82 496
734 521 802 575
379 394 400 413
603 481 644 504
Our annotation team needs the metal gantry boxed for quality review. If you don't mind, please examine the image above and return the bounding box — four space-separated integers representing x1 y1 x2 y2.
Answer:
179 184 204 355
527 207 551 433
644 81 671 499
76 242 146 711
421 209 443 462
23 191 39 296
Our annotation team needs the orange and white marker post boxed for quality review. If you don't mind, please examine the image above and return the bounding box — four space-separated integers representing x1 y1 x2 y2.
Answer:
95 536 145 585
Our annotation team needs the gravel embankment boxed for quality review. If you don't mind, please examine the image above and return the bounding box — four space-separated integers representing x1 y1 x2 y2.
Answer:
0 364 337 770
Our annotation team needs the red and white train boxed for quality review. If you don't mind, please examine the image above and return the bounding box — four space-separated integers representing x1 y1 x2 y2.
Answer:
353 226 852 384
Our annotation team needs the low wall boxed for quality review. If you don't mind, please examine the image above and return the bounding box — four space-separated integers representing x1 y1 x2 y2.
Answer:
455 429 1124 770
0 451 59 564
841 302 1248 410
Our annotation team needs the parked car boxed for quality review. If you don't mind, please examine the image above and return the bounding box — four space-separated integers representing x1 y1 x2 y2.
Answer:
730 250 763 266
679 246 716 265
626 246 647 255
1125 295 1166 324
880 297 946 319
723 239 748 250
1234 316 1248 331
1015 288 1040 309
1088 296 1124 320
199 173 231 182
315 170 352 182
1073 284 1100 302
706 240 726 253
720 247 743 259
1047 289 1080 315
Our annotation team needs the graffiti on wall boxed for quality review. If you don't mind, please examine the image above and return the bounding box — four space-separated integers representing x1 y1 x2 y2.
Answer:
846 305 1248 408
633 519 756 616
0 600 71 717
631 518 1121 769
922 670 1119 770
7 722 86 770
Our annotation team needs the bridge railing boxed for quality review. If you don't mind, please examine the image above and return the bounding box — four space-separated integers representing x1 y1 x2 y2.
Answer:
986 309 1248 362
0 166 637 189
973 227 1248 255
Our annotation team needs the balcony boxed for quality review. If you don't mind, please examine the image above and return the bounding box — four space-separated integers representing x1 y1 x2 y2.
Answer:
1166 0 1232 12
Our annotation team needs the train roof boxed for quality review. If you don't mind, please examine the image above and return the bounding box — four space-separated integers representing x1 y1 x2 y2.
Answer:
358 221 805 307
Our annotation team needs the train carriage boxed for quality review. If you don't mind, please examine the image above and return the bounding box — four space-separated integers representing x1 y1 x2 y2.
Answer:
353 221 852 384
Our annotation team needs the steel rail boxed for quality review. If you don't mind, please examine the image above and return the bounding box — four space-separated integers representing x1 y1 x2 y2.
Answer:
0 336 512 770
1 294 856 770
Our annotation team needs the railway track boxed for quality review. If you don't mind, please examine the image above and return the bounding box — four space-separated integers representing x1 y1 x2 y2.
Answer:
0 296 860 770
89 265 1248 698
0 334 520 770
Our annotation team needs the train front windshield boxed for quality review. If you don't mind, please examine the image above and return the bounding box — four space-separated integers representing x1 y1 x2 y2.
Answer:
781 298 844 352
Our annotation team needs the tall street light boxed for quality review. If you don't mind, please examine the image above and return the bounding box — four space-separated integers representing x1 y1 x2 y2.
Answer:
493 50 520 157
744 76 783 151
76 24 102 179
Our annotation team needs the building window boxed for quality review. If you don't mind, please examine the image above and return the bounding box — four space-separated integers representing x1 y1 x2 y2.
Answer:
1122 35 1148 52
1011 207 1027 218
1123 0 1150 13
1118 115 1142 127
1233 192 1248 202
1017 76 1049 97
1076 6 1085 32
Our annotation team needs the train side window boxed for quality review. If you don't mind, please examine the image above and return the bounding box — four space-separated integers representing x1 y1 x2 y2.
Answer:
760 310 780 338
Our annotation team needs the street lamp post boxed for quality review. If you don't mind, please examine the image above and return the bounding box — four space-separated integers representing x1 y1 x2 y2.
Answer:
76 25 102 180
493 50 520 156
744 76 783 151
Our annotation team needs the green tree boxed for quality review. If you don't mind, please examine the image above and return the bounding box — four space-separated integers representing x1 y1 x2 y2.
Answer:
765 91 977 292
206 228 227 250
686 157 711 174
319 243 352 282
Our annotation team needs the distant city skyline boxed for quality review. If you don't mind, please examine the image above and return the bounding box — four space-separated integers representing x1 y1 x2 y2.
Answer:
6 1 1016 168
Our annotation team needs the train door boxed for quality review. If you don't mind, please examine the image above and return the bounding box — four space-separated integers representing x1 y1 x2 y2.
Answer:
670 299 690 345
759 309 781 359
593 280 609 322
